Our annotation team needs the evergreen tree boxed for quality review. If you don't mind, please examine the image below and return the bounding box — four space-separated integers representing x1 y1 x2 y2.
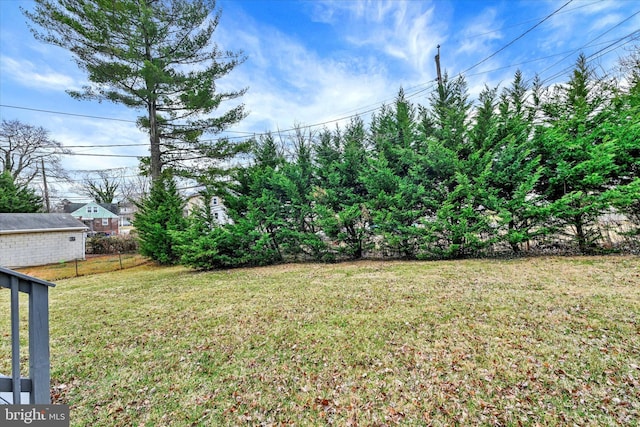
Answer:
533 55 618 252
313 118 372 259
225 132 284 221
24 0 247 181
422 75 490 258
485 71 548 252
602 51 640 234
0 171 43 213
431 74 472 156
277 127 327 260
364 90 427 258
133 176 186 264
176 191 275 270
223 132 295 263
254 132 284 170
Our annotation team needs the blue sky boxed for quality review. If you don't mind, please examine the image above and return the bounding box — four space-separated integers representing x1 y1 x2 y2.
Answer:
1 0 639 201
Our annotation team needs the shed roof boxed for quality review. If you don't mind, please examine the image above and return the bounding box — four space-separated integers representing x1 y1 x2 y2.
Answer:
0 213 88 234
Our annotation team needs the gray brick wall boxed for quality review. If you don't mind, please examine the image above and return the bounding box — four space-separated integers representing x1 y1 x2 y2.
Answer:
0 231 86 268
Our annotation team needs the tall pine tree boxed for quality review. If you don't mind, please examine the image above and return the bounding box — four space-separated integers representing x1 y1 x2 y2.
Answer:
24 0 247 181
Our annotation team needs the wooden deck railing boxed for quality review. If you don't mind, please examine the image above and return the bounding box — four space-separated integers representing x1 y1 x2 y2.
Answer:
0 267 54 404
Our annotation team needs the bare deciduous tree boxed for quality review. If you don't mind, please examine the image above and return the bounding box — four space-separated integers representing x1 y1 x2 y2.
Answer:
0 119 70 185
82 171 120 203
120 173 151 204
74 167 151 205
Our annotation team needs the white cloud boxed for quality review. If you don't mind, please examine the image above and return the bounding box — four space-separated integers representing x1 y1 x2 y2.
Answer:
589 13 624 32
0 56 82 92
35 114 146 171
232 46 391 132
216 9 394 134
0 0 635 202
541 0 635 49
311 0 443 75
455 8 502 56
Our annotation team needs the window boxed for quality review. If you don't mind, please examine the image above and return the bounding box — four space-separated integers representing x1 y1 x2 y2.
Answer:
212 197 218 205
86 207 92 213
93 207 99 213
102 218 109 226
214 212 219 220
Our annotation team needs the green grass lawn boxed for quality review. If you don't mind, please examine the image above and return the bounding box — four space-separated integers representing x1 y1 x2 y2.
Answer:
2 257 639 425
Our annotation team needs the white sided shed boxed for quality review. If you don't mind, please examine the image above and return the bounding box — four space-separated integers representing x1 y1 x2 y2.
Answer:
0 213 88 268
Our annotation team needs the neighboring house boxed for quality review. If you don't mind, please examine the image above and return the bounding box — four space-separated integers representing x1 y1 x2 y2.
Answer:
0 213 88 268
118 201 137 226
117 201 138 235
68 201 120 236
61 200 119 217
184 193 232 224
61 199 138 235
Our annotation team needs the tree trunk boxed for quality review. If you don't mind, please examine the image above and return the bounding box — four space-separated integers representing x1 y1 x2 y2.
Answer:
509 220 520 253
575 215 587 254
144 10 161 182
149 99 161 182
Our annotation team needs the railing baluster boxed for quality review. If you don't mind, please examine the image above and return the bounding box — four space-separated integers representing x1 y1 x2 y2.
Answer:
2 267 54 405
10 275 21 404
29 282 51 404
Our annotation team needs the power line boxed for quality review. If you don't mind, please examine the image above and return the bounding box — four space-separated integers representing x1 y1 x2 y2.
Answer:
460 0 574 76
0 4 558 139
243 0 575 138
61 143 148 148
0 103 257 135
467 34 639 82
0 104 137 123
0 1 578 141
539 29 640 85
0 146 146 158
3 0 636 151
64 152 142 158
67 166 138 173
39 173 143 185
536 9 640 84
0 0 593 134
459 0 600 40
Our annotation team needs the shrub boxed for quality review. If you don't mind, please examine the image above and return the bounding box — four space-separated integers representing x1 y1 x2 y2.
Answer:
86 235 139 254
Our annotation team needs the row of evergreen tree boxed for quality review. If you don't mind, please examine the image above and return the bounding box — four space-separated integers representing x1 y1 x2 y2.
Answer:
134 54 640 269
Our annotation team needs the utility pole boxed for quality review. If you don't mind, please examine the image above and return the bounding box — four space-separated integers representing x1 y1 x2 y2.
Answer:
41 159 50 212
435 44 443 95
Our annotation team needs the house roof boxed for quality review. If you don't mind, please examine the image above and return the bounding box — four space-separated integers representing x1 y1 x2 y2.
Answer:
0 213 88 234
64 202 119 215
70 202 119 219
